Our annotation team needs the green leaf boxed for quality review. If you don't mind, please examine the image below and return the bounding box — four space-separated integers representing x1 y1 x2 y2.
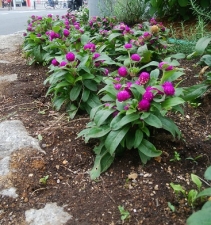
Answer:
170 53 186 59
80 34 90 45
191 174 202 190
161 71 184 83
82 88 90 102
134 129 143 148
118 206 130 221
65 73 75 84
138 151 150 164
86 125 111 139
126 131 135 150
108 32 122 42
94 108 115 126
77 55 90 72
70 83 82 101
168 202 175 212
142 126 150 136
54 81 69 89
105 125 130 155
90 105 103 120
187 204 211 225
124 58 131 67
140 61 159 70
111 113 140 130
82 73 95 80
187 189 198 206
110 113 124 128
195 36 211 55
183 83 209 101
200 55 211 66
53 97 66 110
90 147 115 180
87 93 101 108
162 97 185 109
138 139 162 157
83 80 98 92
196 188 211 199
170 182 186 195
158 116 181 138
144 114 162 128
67 104 78 119
204 166 211 180
202 201 211 210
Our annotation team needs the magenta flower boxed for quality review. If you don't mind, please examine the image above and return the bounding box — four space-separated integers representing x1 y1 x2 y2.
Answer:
139 72 150 84
94 62 101 67
124 104 130 110
118 67 128 77
138 99 150 111
159 62 174 71
143 91 154 102
60 61 67 67
74 24 80 30
126 82 132 89
114 77 121 82
158 62 167 69
93 53 100 60
131 54 141 62
114 83 122 90
51 58 59 66
63 29 70 37
166 65 174 71
162 82 175 96
79 28 84 33
113 111 119 117
143 32 152 40
150 18 157 25
66 52 75 62
124 43 132 49
104 68 109 76
47 14 53 18
84 42 96 52
27 27 32 32
117 90 131 102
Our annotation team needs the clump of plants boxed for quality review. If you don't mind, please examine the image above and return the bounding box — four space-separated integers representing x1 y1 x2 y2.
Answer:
78 53 185 179
170 165 211 225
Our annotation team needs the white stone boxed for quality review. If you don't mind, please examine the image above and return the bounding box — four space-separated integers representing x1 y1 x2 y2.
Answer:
0 187 18 198
25 203 72 225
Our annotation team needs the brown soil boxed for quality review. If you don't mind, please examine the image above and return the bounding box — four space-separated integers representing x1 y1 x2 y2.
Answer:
0 47 211 225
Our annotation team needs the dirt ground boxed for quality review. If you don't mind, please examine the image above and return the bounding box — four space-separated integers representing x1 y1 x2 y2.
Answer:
0 42 211 224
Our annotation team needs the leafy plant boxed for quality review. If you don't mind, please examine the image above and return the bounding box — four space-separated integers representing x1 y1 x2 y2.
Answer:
78 54 185 179
39 175 49 185
190 0 211 22
183 36 211 103
186 155 203 164
186 166 211 225
168 202 176 212
149 0 191 20
100 0 151 25
170 151 181 162
118 205 130 221
171 166 211 212
44 44 112 118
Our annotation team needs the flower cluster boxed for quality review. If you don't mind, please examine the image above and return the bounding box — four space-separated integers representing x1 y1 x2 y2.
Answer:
105 61 177 117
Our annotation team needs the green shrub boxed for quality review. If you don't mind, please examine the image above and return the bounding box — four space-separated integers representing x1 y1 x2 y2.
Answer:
99 0 151 25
